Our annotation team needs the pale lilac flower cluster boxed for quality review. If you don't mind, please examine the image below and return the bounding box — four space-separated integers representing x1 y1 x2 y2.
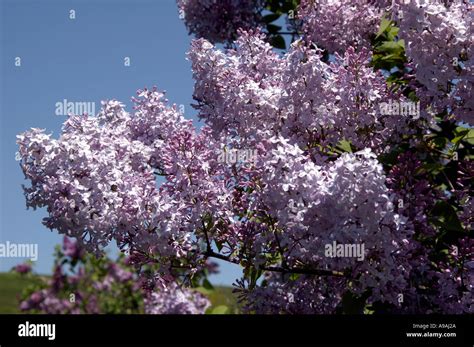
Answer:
242 273 346 314
298 0 384 53
17 91 196 262
395 0 473 123
93 263 135 292
190 32 415 155
240 140 413 311
189 30 283 144
144 282 210 314
283 45 416 152
177 0 263 44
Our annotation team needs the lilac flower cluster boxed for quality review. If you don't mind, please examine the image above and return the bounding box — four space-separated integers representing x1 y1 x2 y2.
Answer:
385 152 474 313
298 0 385 53
240 142 413 312
189 32 416 155
17 92 196 262
144 282 210 314
177 0 264 44
394 0 473 123
63 235 85 260
242 273 346 314
13 263 32 274
386 152 440 236
187 30 472 313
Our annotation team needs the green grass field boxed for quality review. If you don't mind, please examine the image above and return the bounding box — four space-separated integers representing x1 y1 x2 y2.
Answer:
0 273 33 313
0 272 238 314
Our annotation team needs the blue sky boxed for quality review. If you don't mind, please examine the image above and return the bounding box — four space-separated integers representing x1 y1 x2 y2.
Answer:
0 0 241 285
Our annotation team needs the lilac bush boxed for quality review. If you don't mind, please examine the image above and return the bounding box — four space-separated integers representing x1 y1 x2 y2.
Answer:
17 0 473 314
17 237 210 314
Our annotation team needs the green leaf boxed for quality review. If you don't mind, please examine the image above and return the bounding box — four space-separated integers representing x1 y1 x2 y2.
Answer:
337 140 353 153
443 211 464 233
452 135 466 145
377 41 404 54
465 129 474 145
215 239 223 252
263 13 280 23
431 201 465 233
267 24 282 34
202 278 214 290
289 273 301 281
195 286 213 296
364 306 375 314
269 35 286 49
376 18 392 38
380 54 404 63
265 0 298 14
432 136 448 149
249 267 262 289
422 162 444 175
387 26 399 39
211 305 229 314
341 291 368 314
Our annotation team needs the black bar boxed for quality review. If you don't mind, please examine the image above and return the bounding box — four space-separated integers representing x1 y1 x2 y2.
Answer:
0 314 473 345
